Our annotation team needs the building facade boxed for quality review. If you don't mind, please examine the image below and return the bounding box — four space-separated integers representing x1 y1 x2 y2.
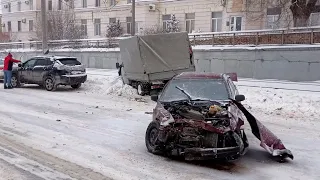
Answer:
1 0 320 42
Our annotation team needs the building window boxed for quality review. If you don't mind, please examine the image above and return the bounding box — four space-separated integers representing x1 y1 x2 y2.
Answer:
18 21 22 32
211 12 222 32
81 19 87 36
8 3 11 12
162 15 171 31
266 7 281 29
29 20 34 31
110 0 116 6
310 13 320 26
185 13 195 33
82 0 87 8
230 16 242 31
58 0 62 10
266 15 280 29
96 0 101 7
126 17 132 34
8 22 11 32
94 19 101 36
18 1 22 11
109 18 116 24
48 0 52 10
30 0 33 10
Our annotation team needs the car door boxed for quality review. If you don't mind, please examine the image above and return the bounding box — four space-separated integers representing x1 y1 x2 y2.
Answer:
20 59 37 83
32 58 53 83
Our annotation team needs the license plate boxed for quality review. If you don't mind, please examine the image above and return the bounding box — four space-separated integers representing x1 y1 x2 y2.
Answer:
72 71 83 74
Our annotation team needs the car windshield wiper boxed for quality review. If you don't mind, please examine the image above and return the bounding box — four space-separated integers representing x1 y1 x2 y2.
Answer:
175 86 192 101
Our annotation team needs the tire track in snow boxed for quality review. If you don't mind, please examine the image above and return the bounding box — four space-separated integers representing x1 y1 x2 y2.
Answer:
0 134 112 180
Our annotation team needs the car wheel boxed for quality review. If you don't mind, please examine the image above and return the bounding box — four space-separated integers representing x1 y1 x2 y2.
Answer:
145 121 163 155
44 77 56 91
11 75 21 88
71 83 81 89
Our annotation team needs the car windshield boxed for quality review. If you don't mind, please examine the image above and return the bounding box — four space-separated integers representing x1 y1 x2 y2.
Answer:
58 58 81 65
159 79 229 102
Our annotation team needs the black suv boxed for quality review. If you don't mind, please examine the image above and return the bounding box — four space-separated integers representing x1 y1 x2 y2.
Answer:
11 56 87 91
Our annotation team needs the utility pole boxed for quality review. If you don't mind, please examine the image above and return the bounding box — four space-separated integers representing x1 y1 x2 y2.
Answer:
41 0 48 54
131 0 135 36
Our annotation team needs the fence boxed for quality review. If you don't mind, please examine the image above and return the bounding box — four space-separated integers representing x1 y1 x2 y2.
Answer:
1 26 320 50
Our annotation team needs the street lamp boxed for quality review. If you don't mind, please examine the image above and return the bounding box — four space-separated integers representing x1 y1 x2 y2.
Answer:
131 0 135 36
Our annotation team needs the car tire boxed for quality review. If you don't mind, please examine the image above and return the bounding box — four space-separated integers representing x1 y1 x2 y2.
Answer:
11 74 21 88
44 76 57 91
145 121 163 155
71 83 81 89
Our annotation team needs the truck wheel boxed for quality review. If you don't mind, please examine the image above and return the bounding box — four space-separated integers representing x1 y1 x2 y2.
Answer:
11 75 21 88
137 83 150 96
44 77 57 91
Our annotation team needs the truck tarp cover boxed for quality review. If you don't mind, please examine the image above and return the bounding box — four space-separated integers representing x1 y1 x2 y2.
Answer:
119 32 191 75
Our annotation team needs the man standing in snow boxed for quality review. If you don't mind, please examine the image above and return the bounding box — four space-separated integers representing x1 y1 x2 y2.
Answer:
3 53 21 89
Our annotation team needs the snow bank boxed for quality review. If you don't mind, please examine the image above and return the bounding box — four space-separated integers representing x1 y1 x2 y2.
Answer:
81 69 141 101
237 85 320 121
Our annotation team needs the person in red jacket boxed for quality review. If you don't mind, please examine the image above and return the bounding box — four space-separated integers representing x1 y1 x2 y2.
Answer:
3 53 21 89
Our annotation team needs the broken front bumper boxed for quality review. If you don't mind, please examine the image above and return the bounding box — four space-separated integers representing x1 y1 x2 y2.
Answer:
183 146 241 161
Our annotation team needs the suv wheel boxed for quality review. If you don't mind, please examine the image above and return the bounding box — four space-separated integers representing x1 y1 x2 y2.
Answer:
71 83 81 89
44 77 57 91
11 75 21 88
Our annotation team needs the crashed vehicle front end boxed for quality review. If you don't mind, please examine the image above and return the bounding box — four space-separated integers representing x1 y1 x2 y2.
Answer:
147 100 249 161
145 74 293 162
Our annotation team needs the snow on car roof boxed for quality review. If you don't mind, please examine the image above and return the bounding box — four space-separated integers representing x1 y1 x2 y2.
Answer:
174 72 224 80
33 55 78 60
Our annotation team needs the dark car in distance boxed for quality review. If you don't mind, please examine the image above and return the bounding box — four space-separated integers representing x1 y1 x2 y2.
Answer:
145 72 293 161
11 56 87 91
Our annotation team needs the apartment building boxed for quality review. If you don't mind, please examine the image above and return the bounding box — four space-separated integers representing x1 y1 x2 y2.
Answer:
2 0 320 42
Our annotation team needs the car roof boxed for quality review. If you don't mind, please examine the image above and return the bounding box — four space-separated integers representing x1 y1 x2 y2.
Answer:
173 72 225 80
33 55 77 60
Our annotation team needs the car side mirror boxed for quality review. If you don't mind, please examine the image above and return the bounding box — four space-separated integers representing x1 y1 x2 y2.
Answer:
151 95 158 102
235 95 245 102
116 62 120 69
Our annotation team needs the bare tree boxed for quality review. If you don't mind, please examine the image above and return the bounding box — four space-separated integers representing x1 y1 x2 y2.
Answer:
141 25 165 35
290 0 318 27
36 11 83 40
244 0 320 28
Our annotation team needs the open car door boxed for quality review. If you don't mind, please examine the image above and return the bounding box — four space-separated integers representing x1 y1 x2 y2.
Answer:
231 99 294 160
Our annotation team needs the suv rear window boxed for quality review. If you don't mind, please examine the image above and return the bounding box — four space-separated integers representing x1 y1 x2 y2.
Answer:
58 58 81 65
0 60 3 65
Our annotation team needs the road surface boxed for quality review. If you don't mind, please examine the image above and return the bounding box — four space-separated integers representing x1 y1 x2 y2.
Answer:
0 69 319 180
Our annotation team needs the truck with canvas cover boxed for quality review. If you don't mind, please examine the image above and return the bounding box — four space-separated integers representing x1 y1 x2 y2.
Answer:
116 32 195 96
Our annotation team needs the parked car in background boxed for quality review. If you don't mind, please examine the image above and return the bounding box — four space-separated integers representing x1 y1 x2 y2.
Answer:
145 72 293 161
11 56 87 91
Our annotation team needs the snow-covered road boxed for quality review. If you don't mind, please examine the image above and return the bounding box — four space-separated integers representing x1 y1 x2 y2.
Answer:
0 69 319 180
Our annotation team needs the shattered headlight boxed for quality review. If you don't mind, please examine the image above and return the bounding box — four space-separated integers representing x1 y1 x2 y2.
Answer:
160 114 175 126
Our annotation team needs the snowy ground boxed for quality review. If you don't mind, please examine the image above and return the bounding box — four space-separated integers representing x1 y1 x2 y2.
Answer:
0 69 319 180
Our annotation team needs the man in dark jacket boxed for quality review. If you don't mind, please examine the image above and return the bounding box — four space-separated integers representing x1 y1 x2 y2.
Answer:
3 53 21 89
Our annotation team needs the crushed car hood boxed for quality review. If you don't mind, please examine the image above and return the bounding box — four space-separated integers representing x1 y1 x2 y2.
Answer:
231 99 294 160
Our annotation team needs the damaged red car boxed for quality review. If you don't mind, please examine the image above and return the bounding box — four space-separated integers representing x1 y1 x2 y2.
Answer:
145 72 293 161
